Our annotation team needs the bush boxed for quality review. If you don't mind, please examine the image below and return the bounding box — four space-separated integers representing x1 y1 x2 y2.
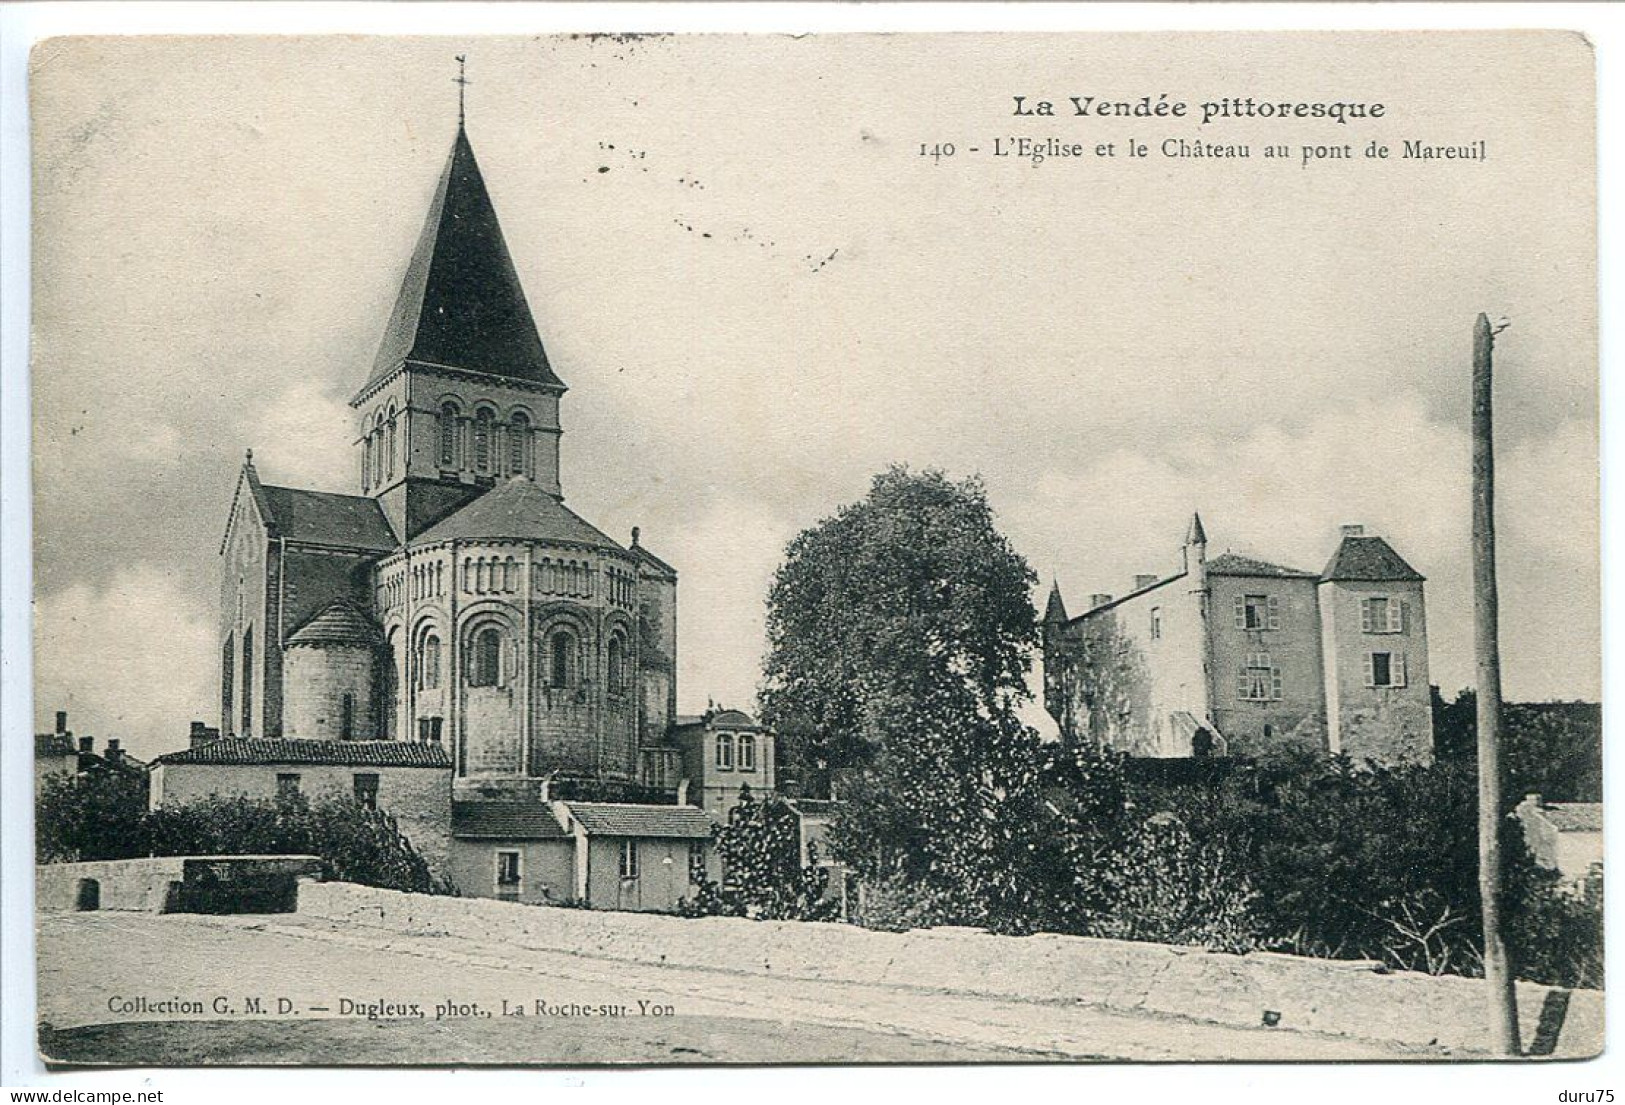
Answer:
687 787 839 922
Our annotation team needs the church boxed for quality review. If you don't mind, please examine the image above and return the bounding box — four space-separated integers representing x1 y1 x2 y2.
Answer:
150 93 778 910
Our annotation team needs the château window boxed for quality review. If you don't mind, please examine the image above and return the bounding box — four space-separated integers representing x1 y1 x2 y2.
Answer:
738 734 756 771
469 627 503 688
1361 596 1406 634
419 634 442 689
1235 594 1280 631
509 411 532 478
1237 652 1282 701
473 408 494 472
439 402 461 467
715 733 734 770
1366 651 1408 688
549 630 575 688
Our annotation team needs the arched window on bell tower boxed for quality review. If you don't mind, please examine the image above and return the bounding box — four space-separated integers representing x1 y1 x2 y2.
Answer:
473 408 494 473
439 401 461 468
509 411 532 478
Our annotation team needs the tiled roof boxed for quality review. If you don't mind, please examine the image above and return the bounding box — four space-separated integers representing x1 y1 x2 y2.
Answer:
1542 803 1603 833
287 602 383 648
562 801 715 839
452 801 569 840
409 477 624 552
154 739 451 768
1206 553 1318 579
363 127 562 395
259 485 398 552
1320 535 1424 583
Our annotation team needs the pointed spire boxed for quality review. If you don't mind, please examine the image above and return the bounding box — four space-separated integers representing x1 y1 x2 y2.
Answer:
1044 579 1068 623
361 120 562 398
1185 511 1208 546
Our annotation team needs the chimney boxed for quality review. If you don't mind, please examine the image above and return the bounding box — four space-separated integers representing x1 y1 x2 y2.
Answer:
78 736 92 754
1089 593 1114 610
105 739 121 763
631 526 641 547
1341 524 1366 538
55 711 68 735
1134 574 1158 591
1525 793 1543 809
677 778 691 807
189 722 220 750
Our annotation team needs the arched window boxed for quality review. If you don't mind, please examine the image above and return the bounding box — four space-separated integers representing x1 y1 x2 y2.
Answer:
362 433 374 490
469 627 503 688
221 633 235 733
439 402 460 467
738 734 756 771
420 634 442 689
373 413 387 485
549 630 575 688
240 626 254 736
473 408 494 472
385 405 397 479
509 412 532 478
607 635 626 694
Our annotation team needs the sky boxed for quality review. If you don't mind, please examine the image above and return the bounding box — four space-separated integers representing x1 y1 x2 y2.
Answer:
28 33 1597 761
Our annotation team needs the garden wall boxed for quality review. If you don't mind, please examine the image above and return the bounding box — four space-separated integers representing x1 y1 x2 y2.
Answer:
297 881 1602 1057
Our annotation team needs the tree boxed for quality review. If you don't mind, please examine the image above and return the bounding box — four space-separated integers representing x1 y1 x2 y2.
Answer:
689 786 837 921
1434 687 1602 803
35 770 148 863
760 465 1039 795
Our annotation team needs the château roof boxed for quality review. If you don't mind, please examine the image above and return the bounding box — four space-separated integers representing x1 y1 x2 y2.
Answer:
259 485 398 552
1206 552 1318 579
1320 535 1425 583
408 476 624 553
362 125 563 398
287 602 384 649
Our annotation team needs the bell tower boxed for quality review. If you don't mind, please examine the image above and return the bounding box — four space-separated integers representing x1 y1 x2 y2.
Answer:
351 63 566 541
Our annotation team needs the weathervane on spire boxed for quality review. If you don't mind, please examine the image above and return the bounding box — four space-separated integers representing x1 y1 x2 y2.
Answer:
453 54 470 127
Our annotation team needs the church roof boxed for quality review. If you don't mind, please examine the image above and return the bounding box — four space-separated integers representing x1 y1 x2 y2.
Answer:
1320 535 1425 582
1206 552 1318 579
287 602 384 648
627 541 678 581
409 477 624 553
362 126 562 397
154 740 451 768
259 485 398 552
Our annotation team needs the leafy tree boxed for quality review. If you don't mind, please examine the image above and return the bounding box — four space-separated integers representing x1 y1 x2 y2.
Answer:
35 770 148 863
688 786 837 921
760 465 1039 795
1432 687 1602 803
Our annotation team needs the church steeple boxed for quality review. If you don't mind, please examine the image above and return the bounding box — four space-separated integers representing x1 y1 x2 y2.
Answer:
359 112 563 399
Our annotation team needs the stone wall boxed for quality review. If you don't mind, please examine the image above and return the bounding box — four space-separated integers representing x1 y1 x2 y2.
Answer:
1318 578 1434 762
448 838 575 904
297 881 1602 1057
39 856 322 914
1207 574 1328 756
282 644 378 740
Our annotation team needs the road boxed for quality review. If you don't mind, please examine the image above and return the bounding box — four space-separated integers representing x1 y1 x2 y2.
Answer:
37 911 1456 1064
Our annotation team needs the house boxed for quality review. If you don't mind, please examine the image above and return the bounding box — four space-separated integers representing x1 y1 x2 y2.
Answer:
1516 794 1603 886
672 708 777 821
1044 516 1433 764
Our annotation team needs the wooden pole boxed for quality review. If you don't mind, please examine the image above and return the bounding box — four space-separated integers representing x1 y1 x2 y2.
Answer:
1472 311 1520 1056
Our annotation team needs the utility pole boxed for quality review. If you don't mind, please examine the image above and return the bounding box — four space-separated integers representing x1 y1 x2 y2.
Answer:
1473 311 1519 1056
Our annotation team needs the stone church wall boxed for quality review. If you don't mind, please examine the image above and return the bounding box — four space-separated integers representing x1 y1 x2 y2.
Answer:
282 644 378 740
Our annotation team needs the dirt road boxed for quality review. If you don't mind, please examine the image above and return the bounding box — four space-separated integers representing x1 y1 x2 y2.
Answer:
37 911 1454 1065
